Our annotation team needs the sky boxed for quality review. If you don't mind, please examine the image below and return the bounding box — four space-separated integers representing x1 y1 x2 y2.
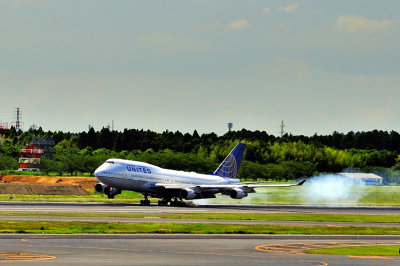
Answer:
0 0 399 136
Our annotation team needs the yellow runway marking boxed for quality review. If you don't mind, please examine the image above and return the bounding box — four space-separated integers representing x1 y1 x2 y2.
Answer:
348 255 394 260
0 253 56 262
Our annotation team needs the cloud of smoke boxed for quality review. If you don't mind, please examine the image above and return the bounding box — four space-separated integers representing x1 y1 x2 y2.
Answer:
300 174 367 206
192 191 269 206
191 174 368 206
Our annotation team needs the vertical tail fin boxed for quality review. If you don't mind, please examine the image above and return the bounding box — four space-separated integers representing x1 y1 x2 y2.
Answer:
213 142 246 179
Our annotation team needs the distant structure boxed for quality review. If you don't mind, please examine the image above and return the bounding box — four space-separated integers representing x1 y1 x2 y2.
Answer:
18 137 55 172
338 172 383 186
0 121 8 130
227 122 233 132
280 120 286 137
11 107 23 130
29 124 37 131
106 121 114 131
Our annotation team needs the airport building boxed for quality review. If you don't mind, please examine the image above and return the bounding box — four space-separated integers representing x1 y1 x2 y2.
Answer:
338 172 383 185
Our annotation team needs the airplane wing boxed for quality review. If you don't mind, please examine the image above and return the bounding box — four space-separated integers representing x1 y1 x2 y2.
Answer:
241 179 306 188
154 179 305 190
150 179 306 199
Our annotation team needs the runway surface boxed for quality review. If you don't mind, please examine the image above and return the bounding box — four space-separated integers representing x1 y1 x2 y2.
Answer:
0 202 399 215
0 234 399 265
0 202 399 265
0 216 399 228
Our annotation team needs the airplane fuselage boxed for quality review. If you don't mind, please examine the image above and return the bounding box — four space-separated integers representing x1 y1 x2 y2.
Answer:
95 158 240 195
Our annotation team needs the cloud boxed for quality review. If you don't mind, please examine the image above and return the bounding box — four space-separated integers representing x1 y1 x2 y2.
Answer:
334 15 397 32
277 3 299 13
227 19 250 30
136 32 211 53
263 8 270 14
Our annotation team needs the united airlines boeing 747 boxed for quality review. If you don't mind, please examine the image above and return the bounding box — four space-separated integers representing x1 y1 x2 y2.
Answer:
94 142 305 206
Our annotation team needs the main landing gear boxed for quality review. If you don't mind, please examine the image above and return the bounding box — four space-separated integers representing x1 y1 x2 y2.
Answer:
140 195 185 207
140 194 151 206
157 197 185 207
157 199 168 206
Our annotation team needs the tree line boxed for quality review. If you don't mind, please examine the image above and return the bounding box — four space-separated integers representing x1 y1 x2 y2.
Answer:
1 127 400 184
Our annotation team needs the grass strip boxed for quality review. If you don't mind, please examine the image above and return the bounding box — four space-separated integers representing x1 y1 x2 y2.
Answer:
307 245 400 256
0 212 399 223
1 221 400 234
1 185 400 206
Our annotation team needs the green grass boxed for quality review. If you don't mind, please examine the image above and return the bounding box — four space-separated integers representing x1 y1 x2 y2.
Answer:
1 220 400 234
307 245 400 256
199 185 400 206
0 183 399 206
0 212 399 224
0 190 142 203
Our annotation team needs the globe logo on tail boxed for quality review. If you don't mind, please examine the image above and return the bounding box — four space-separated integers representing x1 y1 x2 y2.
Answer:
214 153 238 178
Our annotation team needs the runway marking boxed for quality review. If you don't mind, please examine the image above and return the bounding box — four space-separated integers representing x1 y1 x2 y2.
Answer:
255 241 400 258
0 253 56 262
1 241 267 260
311 262 328 266
348 255 394 260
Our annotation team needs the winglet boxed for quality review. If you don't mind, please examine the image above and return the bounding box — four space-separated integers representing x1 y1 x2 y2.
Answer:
296 179 306 186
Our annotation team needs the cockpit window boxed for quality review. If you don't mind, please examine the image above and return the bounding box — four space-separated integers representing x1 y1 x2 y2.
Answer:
106 161 115 164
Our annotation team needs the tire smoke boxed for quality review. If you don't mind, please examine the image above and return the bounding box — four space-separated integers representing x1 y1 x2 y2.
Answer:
301 174 367 206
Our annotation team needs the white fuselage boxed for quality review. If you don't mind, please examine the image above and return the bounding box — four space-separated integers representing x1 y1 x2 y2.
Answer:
94 158 240 194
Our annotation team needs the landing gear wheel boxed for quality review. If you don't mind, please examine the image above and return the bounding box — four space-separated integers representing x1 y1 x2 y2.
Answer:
158 199 168 206
108 195 114 199
140 194 151 206
168 198 185 207
140 199 151 206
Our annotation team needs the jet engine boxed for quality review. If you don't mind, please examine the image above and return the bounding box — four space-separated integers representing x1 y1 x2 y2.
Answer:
95 183 107 194
229 188 247 199
179 188 196 200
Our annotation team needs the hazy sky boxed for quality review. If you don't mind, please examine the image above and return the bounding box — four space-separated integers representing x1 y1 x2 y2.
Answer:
1 0 399 136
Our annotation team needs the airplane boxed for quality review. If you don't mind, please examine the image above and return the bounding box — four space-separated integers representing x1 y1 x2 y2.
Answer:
94 142 305 206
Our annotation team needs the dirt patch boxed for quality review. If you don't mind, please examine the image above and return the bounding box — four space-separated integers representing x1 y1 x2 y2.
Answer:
0 175 98 196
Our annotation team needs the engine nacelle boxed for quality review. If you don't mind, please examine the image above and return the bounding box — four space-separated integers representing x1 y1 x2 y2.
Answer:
229 188 247 199
179 188 196 200
95 183 107 194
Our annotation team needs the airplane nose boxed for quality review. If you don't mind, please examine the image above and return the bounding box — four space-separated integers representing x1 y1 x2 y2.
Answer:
94 165 103 176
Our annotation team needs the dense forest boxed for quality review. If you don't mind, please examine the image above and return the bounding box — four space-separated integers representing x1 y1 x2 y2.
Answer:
1 127 400 184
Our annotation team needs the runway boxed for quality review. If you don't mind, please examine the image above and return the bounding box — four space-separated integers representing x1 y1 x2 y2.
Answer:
0 202 399 265
0 234 399 265
0 202 399 215
0 216 399 228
